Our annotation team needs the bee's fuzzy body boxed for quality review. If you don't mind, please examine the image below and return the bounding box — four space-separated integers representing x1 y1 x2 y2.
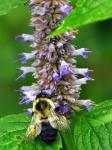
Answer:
40 122 58 144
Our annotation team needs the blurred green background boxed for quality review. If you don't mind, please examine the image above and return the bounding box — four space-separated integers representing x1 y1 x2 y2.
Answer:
0 5 112 117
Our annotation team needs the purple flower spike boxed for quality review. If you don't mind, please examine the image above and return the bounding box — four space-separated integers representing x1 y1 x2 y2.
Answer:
60 60 70 77
53 72 60 83
16 0 94 130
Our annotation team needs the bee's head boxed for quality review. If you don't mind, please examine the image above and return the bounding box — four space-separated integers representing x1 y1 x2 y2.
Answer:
35 100 48 112
33 98 55 114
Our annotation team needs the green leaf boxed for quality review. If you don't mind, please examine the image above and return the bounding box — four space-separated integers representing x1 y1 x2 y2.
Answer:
0 114 62 150
73 100 112 150
50 0 112 37
87 100 112 126
0 0 27 16
60 128 77 150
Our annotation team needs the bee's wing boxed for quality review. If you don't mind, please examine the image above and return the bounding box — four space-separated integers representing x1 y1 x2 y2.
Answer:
49 112 76 149
25 114 42 141
48 111 69 130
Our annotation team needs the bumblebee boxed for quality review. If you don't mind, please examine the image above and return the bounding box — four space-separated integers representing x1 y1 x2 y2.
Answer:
25 98 69 144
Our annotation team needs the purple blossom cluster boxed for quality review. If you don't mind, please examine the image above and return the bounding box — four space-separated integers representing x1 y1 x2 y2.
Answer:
17 0 94 116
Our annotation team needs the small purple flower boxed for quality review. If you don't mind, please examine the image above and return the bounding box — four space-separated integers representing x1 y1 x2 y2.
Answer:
60 5 72 15
42 89 54 95
60 60 70 77
61 104 70 114
16 67 36 80
74 68 93 78
44 2 50 9
21 74 26 79
26 108 33 115
83 48 91 59
85 70 93 77
19 57 27 65
20 85 34 92
55 102 72 115
86 104 93 111
20 66 35 74
32 6 47 16
53 72 60 83
23 93 36 103
75 77 94 85
16 73 26 81
64 5 72 15
47 52 57 63
19 96 31 105
72 48 91 59
57 42 63 48
57 95 63 100
49 43 55 52
17 51 36 64
16 34 34 42
77 100 94 111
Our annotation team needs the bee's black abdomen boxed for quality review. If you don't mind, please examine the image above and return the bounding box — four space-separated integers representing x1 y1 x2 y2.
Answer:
40 122 58 144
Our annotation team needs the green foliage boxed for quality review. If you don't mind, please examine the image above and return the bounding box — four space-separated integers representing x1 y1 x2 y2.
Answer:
0 114 62 150
60 129 77 150
0 0 27 16
50 0 112 37
72 100 112 150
